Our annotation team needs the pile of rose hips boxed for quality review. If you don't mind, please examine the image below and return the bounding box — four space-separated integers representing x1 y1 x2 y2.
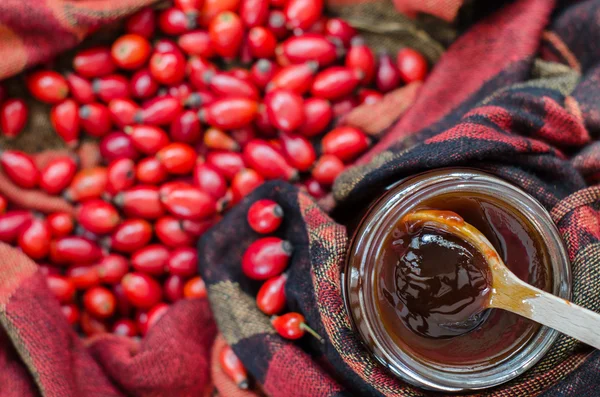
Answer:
0 0 428 386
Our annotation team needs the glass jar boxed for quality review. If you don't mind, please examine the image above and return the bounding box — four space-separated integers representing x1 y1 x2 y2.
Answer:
343 168 571 392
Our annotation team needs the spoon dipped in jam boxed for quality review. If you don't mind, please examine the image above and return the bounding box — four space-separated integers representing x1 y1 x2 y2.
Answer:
397 209 600 349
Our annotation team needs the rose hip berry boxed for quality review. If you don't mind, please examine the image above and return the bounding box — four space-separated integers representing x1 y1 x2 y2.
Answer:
0 99 28 139
220 345 249 389
121 272 163 309
271 312 322 341
247 199 283 234
242 237 292 280
256 273 287 315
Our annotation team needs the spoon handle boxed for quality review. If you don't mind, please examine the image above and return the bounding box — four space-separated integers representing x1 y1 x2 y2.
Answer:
490 273 600 350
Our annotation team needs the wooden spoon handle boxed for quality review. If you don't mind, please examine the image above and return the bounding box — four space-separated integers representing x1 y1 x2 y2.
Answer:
490 273 600 350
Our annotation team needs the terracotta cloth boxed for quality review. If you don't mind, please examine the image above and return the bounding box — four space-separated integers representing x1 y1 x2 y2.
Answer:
1 1 600 397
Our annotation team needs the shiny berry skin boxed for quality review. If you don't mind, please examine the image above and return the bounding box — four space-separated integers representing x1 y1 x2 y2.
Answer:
136 157 167 185
0 150 39 189
279 34 337 67
175 0 203 15
100 132 139 162
242 237 292 280
231 168 264 203
135 310 150 336
187 56 217 89
27 70 69 104
80 311 108 336
139 96 182 125
67 264 101 289
321 126 370 162
155 216 194 248
170 110 202 143
112 318 138 337
92 75 129 104
209 11 244 58
312 154 344 185
40 156 78 195
250 59 277 90
115 185 164 219
97 254 129 284
156 143 196 175
61 304 80 325
267 10 288 39
299 98 331 137
164 274 185 302
271 312 310 340
167 247 197 277
121 272 163 309
178 30 214 57
47 212 74 237
108 218 153 252
193 162 228 199
50 99 80 147
161 185 216 220
125 125 169 155
64 167 108 202
219 345 249 389
150 49 186 85
113 284 132 317
83 287 116 319
76 199 120 235
284 0 323 30
280 132 316 171
184 276 207 298
146 303 169 331
18 218 51 260
240 0 269 27
205 151 245 181
303 177 327 198
200 0 240 26
256 273 287 315
202 128 237 152
66 73 95 104
264 89 305 132
130 69 159 99
204 71 260 100
325 18 356 47
79 103 112 137
126 7 155 38
131 244 170 275
111 34 152 70
397 47 428 83
358 89 383 105
247 199 283 234
0 99 28 139
311 66 361 100
243 140 298 181
247 27 277 59
159 7 195 35
0 195 5 214
376 52 401 92
333 95 359 117
49 236 102 265
346 37 376 84
107 158 136 195
0 211 33 243
73 47 116 78
182 217 218 237
267 62 318 94
109 98 140 127
46 275 76 304
200 98 258 130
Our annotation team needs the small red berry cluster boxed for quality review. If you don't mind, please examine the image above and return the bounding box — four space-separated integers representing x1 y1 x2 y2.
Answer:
0 0 428 340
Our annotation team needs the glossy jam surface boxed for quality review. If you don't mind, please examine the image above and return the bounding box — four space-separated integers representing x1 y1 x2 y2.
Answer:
375 193 551 368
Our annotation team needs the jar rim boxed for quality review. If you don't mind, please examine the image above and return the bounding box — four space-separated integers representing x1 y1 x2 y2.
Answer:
343 168 571 392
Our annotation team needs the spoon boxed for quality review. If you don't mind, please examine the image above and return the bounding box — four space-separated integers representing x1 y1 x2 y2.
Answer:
402 210 600 350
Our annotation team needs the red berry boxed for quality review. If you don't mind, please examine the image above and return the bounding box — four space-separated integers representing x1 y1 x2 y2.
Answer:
107 218 153 253
219 345 249 389
126 7 156 38
0 195 5 214
247 199 283 234
27 70 69 104
199 98 258 129
46 275 76 304
18 218 51 260
264 89 305 132
303 177 327 198
187 56 217 90
284 0 323 30
321 126 369 162
358 88 383 105
100 132 139 162
65 167 108 202
113 284 133 317
175 0 203 15
73 47 116 78
109 98 140 127
376 52 401 92
247 27 277 59
250 59 277 90
92 74 130 103
76 199 120 235
139 96 182 125
121 272 163 309
125 125 169 155
80 311 109 336
0 99 28 139
311 66 361 100
243 140 298 181
130 69 159 99
298 97 331 137
332 95 360 121
230 168 264 203
240 0 269 27
66 73 95 104
161 184 216 220
242 237 292 280
267 62 317 94
97 254 130 284
155 216 194 247
0 210 34 243
206 151 246 180
271 312 318 340
279 34 337 67
0 150 39 189
167 247 197 277
204 127 240 152
146 303 169 331
164 274 186 302
346 37 376 84
231 126 256 147
325 18 356 47
83 286 116 319
209 12 244 58
267 10 288 40
178 30 214 57
193 161 228 199
184 276 207 298
135 310 150 336
61 303 80 325
66 264 101 289
50 236 102 265
279 132 315 172
396 48 428 83
112 318 138 337
47 212 74 237
199 0 241 26
50 99 80 147
256 274 287 315
79 103 112 137
312 154 344 185
39 156 77 195
156 142 196 175
107 158 136 195
150 49 187 85
136 157 167 185
170 110 202 143
111 34 152 70
204 71 260 100
131 244 170 275
114 185 164 219
158 7 196 35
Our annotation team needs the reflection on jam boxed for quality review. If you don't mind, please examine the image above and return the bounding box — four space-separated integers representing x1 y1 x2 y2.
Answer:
387 226 492 338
